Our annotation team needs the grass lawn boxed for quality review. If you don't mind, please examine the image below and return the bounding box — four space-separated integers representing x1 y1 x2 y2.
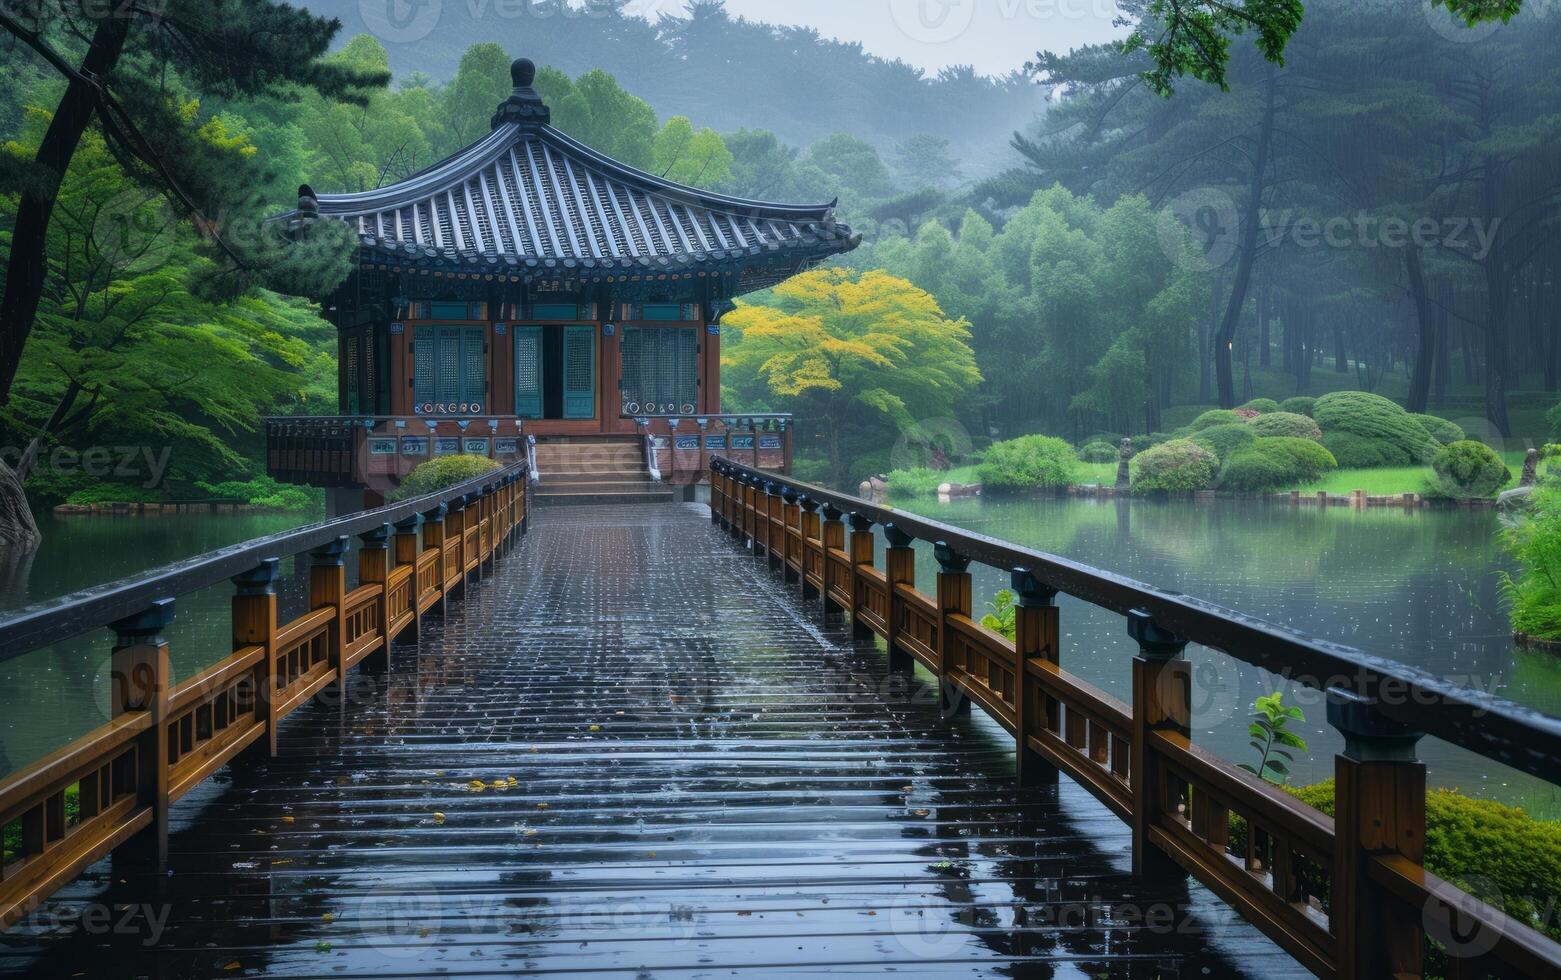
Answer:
1075 461 1120 485
1293 451 1527 496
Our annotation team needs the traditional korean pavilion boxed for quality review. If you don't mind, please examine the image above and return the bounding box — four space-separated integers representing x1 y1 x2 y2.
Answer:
267 58 857 508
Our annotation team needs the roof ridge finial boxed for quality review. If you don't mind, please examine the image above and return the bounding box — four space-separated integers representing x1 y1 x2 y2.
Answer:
493 57 550 129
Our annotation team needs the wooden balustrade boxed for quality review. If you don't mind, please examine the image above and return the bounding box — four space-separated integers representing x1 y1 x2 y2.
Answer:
0 465 528 930
708 457 1561 980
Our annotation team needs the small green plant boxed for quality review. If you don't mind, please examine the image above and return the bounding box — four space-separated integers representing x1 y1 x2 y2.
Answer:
1428 440 1510 499
1130 438 1220 492
977 435 1080 490
1239 692 1308 785
1078 440 1118 463
388 455 501 502
980 589 1017 640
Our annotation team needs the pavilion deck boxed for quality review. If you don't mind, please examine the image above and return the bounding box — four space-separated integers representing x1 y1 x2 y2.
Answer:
0 503 1303 978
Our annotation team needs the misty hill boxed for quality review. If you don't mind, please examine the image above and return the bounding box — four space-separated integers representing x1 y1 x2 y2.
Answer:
298 0 1045 178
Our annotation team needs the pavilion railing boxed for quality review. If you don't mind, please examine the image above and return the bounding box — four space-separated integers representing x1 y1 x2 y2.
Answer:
709 456 1561 980
0 460 530 930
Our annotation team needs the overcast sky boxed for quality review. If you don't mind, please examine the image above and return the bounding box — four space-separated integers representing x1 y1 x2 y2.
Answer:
633 0 1127 75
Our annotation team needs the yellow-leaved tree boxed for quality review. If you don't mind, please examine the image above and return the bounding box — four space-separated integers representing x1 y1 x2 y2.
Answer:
722 268 981 486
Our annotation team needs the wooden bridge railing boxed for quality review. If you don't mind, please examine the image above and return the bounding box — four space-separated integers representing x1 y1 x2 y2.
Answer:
709 457 1561 980
0 461 530 929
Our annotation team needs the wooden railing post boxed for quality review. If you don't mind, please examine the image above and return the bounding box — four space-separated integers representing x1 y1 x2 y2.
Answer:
780 488 801 584
882 523 915 675
1011 568 1059 787
934 541 972 718
1328 688 1426 980
1128 608 1189 878
848 513 876 643
310 534 350 704
820 504 845 616
395 514 422 639
358 523 392 669
423 503 447 613
232 559 280 756
446 495 466 592
799 495 821 601
711 464 724 527
755 478 773 561
108 598 174 872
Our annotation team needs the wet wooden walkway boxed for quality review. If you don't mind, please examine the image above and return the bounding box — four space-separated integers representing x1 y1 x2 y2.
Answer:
0 504 1305 977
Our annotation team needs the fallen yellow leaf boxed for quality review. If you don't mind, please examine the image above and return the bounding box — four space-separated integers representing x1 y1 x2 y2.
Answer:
432 812 446 824
322 912 335 923
281 816 295 825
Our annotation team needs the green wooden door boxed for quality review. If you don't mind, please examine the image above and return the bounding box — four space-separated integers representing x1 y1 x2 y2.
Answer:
563 325 596 420
414 325 485 412
514 326 542 418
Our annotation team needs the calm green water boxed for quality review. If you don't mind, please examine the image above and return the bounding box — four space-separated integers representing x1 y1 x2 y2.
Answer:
0 509 320 778
886 494 1561 817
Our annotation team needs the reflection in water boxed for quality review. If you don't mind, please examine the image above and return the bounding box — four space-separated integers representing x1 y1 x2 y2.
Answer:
890 493 1561 817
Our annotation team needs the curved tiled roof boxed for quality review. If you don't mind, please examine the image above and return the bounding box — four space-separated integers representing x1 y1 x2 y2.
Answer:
286 63 859 295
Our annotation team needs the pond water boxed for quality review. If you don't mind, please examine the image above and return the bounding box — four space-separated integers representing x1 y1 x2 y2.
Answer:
883 493 1561 818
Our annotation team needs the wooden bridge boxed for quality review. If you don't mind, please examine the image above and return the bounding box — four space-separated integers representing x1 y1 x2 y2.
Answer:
1 459 1559 978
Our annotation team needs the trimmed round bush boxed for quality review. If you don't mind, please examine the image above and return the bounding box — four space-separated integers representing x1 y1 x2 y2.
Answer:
1321 431 1408 468
1191 423 1257 462
1078 440 1118 463
1239 398 1280 414
1217 449 1295 492
1279 396 1316 417
1258 437 1337 480
1082 432 1124 450
1411 413 1464 446
1134 432 1173 451
977 435 1080 490
1313 390 1438 463
1246 411 1323 441
1430 440 1510 499
1130 439 1220 492
1188 409 1243 431
389 454 501 502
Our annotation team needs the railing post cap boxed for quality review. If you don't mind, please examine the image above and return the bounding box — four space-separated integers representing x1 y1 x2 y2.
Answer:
394 513 422 532
848 512 874 532
1010 568 1056 607
883 523 914 548
359 522 392 548
934 541 970 573
1127 608 1187 655
310 534 350 565
780 487 798 504
423 502 448 521
1326 687 1425 760
821 503 843 522
798 495 819 512
232 558 281 594
110 597 176 641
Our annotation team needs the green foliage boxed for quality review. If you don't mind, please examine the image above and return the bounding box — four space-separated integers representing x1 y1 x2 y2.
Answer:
1239 398 1280 414
884 467 949 497
1548 403 1561 441
1502 484 1561 638
1220 437 1336 491
1280 397 1317 417
1188 409 1243 431
980 589 1017 640
1412 414 1466 446
1135 432 1174 451
63 485 160 506
1192 423 1257 462
977 435 1081 490
1321 431 1409 469
1429 440 1511 499
1078 440 1119 463
1130 439 1220 492
1247 412 1323 440
1252 437 1338 481
387 455 500 503
1239 692 1308 784
1313 391 1439 464
195 476 321 512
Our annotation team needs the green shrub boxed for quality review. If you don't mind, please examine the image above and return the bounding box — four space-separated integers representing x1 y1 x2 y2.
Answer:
1130 439 1220 492
1134 432 1174 451
977 435 1080 490
1255 437 1337 480
1219 438 1337 492
1314 390 1438 463
1502 483 1561 638
1547 403 1561 441
883 467 946 497
1238 397 1280 414
63 484 161 506
1078 440 1119 463
1082 432 1124 450
1188 409 1243 431
1321 431 1410 468
1192 423 1257 462
1429 440 1510 499
1279 396 1316 417
1410 413 1464 446
197 476 321 512
1247 411 1323 441
388 455 501 502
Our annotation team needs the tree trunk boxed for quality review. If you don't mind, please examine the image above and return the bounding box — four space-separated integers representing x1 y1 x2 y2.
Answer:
0 16 130 405
1480 154 1511 437
1334 326 1348 375
0 462 41 551
1257 281 1271 368
1404 248 1437 414
1213 66 1277 409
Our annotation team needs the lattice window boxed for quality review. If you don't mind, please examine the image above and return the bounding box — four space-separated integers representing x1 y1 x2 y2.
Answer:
413 326 486 413
620 327 697 416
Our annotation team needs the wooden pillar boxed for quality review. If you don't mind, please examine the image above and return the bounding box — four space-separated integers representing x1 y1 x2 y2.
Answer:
1328 688 1426 980
883 522 915 675
310 535 350 704
755 479 773 560
232 558 280 756
799 495 821 601
358 523 392 670
780 488 801 584
1128 608 1189 878
779 418 792 475
710 459 724 526
848 513 876 643
1010 568 1059 787
394 514 422 640
820 504 845 616
109 598 174 872
934 541 972 718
